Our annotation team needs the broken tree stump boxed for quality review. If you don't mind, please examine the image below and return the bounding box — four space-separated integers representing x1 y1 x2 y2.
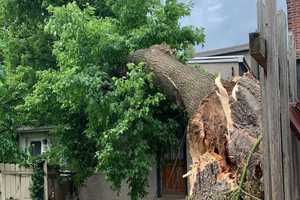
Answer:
132 44 263 199
187 74 263 200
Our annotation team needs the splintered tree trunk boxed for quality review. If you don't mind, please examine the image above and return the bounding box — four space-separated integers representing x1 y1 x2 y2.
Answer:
186 75 263 200
132 45 263 200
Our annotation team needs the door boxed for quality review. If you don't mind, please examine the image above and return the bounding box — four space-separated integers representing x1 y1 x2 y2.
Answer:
162 160 186 194
161 143 187 195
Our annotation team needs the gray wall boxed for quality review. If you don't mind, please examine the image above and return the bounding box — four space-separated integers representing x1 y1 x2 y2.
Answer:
79 166 157 200
191 62 240 80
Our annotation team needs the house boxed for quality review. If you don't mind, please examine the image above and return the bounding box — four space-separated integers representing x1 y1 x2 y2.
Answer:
17 126 53 156
287 0 300 99
188 55 250 80
188 44 259 80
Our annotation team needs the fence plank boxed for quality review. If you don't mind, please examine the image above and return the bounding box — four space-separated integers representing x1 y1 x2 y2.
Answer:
4 164 10 200
0 164 3 200
12 164 16 199
44 161 48 200
263 0 285 199
277 10 293 200
0 164 36 200
257 1 272 199
15 164 21 200
287 32 300 200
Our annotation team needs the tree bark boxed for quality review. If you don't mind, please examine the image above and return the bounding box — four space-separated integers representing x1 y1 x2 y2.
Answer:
131 44 215 117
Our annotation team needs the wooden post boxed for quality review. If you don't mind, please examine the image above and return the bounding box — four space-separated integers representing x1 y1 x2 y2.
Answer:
255 0 285 199
288 32 298 200
44 161 48 200
255 1 300 199
277 10 293 200
288 32 300 200
256 1 272 199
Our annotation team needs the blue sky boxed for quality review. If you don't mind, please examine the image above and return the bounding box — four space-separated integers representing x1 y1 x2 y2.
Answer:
181 0 287 51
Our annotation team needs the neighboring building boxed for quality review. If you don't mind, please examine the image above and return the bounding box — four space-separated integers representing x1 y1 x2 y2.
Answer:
188 44 259 80
287 0 300 98
17 126 52 156
194 44 250 61
188 55 250 80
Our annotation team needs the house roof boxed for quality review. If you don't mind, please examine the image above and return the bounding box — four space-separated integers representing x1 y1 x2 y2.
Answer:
187 55 251 76
187 55 246 64
195 44 249 57
17 126 55 134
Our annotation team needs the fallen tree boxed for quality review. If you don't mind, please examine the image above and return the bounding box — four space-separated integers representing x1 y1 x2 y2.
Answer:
132 44 263 200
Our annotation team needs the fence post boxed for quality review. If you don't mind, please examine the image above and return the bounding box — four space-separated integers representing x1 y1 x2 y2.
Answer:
277 10 293 200
288 32 300 200
256 1 272 199
44 161 48 200
256 0 286 199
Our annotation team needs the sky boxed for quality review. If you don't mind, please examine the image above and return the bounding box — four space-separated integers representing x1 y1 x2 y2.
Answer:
181 0 287 51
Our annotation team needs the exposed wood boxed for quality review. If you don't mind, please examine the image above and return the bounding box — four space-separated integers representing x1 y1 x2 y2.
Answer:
249 32 267 71
186 74 263 199
277 10 293 200
131 44 215 117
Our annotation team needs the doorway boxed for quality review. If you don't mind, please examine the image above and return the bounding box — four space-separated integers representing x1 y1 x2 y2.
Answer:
157 136 187 197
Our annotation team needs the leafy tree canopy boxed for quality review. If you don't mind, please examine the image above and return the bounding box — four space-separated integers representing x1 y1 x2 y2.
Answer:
0 0 204 199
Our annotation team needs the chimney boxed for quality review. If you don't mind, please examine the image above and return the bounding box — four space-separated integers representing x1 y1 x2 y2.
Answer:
287 0 300 58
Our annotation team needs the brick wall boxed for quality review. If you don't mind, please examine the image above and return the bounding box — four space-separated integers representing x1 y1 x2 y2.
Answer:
287 0 300 58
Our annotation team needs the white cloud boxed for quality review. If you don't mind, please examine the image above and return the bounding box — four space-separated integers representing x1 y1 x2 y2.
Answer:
207 3 222 12
208 15 226 23
182 0 257 51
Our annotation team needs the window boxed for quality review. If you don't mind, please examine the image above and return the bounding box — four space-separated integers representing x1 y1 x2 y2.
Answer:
231 67 235 77
30 141 42 156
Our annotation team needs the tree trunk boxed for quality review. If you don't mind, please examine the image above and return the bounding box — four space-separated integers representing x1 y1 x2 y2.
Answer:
132 45 263 199
131 44 215 117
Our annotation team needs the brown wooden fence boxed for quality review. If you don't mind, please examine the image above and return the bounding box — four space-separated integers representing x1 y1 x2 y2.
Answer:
0 163 75 200
250 0 300 199
0 164 33 200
